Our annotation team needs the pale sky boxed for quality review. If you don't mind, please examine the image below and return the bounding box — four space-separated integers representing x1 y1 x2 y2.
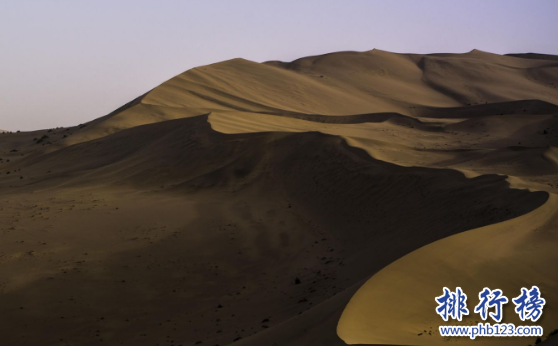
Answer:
1 0 558 131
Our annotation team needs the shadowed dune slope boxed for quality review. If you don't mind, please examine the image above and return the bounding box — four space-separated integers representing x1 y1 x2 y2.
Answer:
506 53 558 61
412 99 558 119
0 114 548 346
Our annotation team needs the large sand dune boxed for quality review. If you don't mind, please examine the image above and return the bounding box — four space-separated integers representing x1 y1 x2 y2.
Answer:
1 49 558 346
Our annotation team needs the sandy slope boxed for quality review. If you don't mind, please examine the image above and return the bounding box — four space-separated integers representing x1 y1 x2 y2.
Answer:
1 49 558 346
338 193 558 346
48 49 558 147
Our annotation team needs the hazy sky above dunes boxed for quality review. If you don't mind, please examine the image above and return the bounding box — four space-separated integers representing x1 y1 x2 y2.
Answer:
1 0 558 131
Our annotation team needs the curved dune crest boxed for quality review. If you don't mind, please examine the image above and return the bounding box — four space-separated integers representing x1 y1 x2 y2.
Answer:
337 193 558 346
44 49 558 148
0 114 548 346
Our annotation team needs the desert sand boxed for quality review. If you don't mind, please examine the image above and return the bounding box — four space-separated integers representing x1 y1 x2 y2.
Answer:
1 49 558 346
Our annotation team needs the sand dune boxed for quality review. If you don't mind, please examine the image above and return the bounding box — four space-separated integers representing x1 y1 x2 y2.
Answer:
1 49 558 346
506 53 558 61
338 193 558 346
48 49 558 147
